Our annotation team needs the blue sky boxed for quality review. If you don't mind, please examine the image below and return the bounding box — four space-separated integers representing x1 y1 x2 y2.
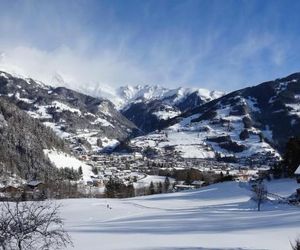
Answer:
0 0 300 92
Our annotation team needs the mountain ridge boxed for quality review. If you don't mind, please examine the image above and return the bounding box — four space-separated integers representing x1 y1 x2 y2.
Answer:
129 72 300 165
118 85 224 133
0 71 140 153
1 68 300 166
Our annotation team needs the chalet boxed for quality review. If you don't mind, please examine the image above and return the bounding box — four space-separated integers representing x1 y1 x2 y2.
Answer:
86 180 94 186
0 192 5 199
133 152 143 159
90 177 105 187
104 170 113 177
73 146 86 155
295 165 300 183
191 180 205 188
26 180 44 189
257 166 270 178
235 170 254 182
25 181 47 200
79 155 87 161
174 184 195 191
0 185 23 199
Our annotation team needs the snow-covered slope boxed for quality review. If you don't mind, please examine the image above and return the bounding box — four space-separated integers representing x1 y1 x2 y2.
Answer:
62 179 300 250
131 73 300 164
0 71 139 153
44 149 94 183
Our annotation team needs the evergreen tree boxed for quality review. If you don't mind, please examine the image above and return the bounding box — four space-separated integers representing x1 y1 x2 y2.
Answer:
105 178 136 198
105 178 117 198
91 166 98 175
218 172 224 182
282 137 300 176
270 163 283 179
78 166 83 176
158 182 163 194
164 176 170 192
149 181 155 195
125 183 135 197
133 176 138 182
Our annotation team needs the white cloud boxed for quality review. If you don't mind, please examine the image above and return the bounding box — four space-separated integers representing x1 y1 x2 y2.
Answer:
0 45 149 91
0 1 295 95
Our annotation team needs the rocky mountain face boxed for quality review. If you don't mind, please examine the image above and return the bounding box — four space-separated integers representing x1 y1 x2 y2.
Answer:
130 73 300 165
118 85 223 133
0 71 140 153
0 97 67 181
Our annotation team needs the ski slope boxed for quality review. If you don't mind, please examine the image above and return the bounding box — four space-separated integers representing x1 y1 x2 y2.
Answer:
61 179 300 250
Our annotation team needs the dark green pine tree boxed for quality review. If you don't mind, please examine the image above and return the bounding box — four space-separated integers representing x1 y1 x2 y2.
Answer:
125 183 135 197
149 181 155 195
164 176 170 192
78 166 83 176
158 182 163 194
105 178 117 198
282 137 300 176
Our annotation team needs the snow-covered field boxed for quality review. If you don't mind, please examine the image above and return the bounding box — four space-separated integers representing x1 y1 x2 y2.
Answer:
61 179 300 250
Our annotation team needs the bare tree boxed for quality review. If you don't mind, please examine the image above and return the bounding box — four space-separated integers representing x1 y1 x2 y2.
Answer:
0 200 72 250
252 181 267 211
291 237 300 250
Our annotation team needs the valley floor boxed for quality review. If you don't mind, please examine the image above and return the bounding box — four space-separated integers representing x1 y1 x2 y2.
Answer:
61 179 300 250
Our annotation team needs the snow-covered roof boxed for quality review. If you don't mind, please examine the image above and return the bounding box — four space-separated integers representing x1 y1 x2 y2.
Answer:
27 180 43 187
191 180 205 185
295 165 300 175
175 184 195 189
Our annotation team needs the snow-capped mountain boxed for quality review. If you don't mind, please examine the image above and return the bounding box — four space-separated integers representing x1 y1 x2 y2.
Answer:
119 85 223 108
0 65 223 134
0 71 140 153
130 73 300 165
113 85 224 132
2 67 300 166
92 84 223 110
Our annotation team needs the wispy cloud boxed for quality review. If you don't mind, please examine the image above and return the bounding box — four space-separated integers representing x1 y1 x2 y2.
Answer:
0 0 299 94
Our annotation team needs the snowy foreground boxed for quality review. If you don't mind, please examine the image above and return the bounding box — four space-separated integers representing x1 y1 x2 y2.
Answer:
61 179 300 250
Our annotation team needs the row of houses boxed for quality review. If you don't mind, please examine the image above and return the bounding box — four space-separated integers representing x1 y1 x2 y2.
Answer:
174 180 206 191
0 181 46 200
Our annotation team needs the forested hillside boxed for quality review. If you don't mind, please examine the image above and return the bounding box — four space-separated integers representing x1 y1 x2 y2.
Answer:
0 97 68 181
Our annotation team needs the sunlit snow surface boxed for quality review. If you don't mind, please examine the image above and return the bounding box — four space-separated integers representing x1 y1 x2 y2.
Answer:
61 179 300 250
44 149 94 183
131 93 281 160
